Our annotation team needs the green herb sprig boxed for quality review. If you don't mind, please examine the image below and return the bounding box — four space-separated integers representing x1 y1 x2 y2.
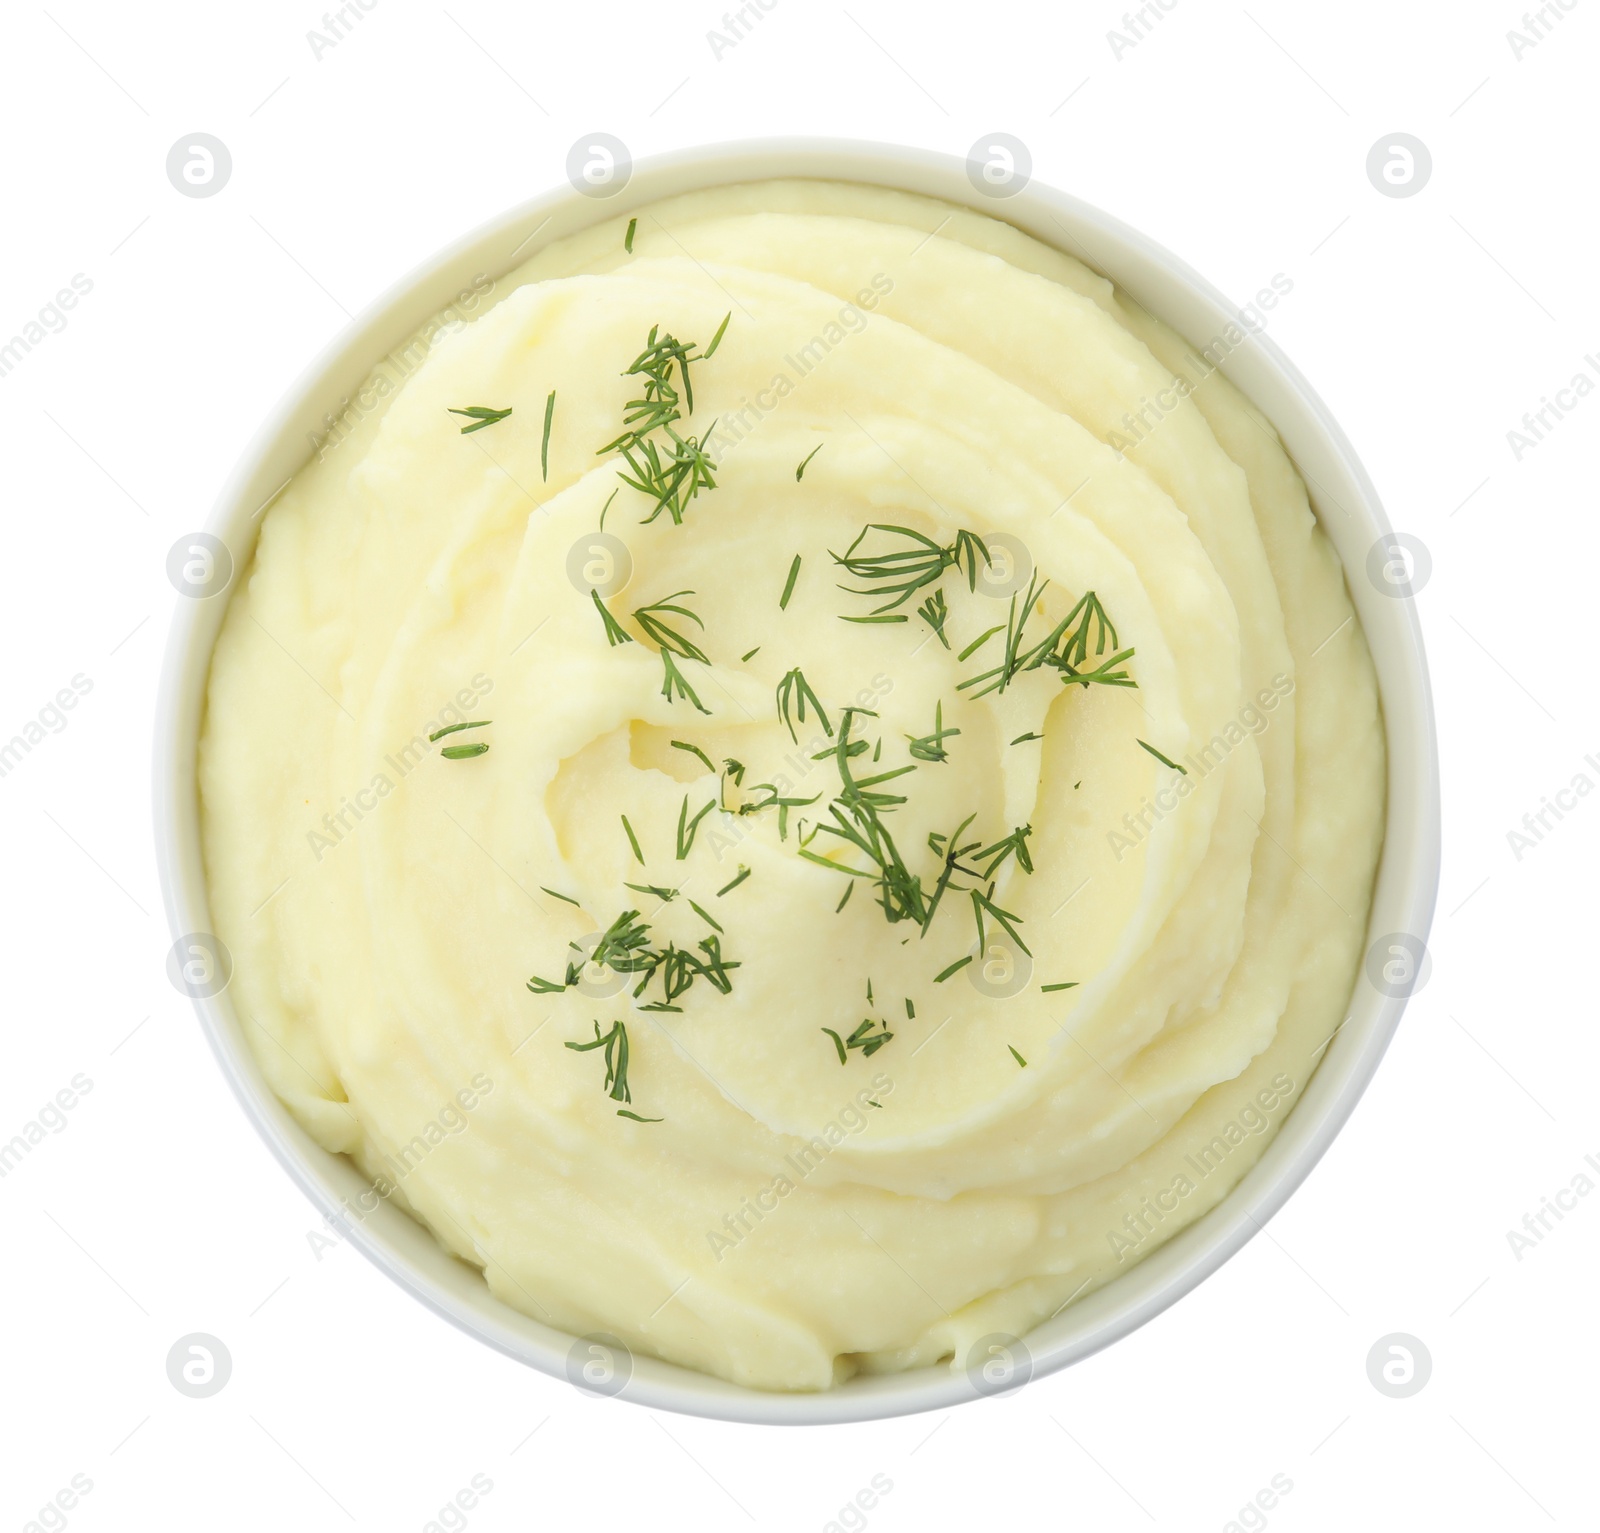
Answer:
802 709 931 929
566 1019 662 1120
528 906 742 1009
448 405 512 434
958 625 1004 662
631 591 711 714
598 318 729 525
917 588 950 648
567 1019 633 1101
971 882 1031 957
822 1017 894 1064
832 524 992 614
633 591 708 662
671 740 716 774
1138 739 1188 773
795 709 1042 972
431 719 492 759
977 824 1034 879
907 701 960 763
776 667 833 744
590 590 633 646
737 784 821 840
676 794 716 859
959 585 1136 700
625 881 678 902
621 815 645 864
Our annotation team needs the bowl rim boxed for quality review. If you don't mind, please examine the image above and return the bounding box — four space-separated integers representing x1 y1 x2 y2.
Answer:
153 134 1441 1426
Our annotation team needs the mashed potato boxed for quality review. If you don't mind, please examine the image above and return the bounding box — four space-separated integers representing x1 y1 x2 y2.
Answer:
200 180 1384 1390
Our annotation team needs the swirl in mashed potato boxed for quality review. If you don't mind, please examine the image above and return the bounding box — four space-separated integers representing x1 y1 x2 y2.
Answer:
200 179 1384 1391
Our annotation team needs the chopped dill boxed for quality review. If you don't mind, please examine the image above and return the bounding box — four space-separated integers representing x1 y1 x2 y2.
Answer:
633 591 708 662
716 865 751 896
971 883 1031 956
631 591 710 714
624 881 677 902
621 815 644 864
843 1018 895 1060
590 589 634 646
430 719 491 741
958 624 1006 662
776 667 833 743
549 907 741 1008
1137 739 1188 773
832 524 992 614
977 824 1034 878
566 1019 659 1118
738 784 821 840
598 318 729 525
907 701 960 763
822 1018 892 1063
660 650 711 713
689 899 723 932
676 794 716 859
960 586 1136 701
671 740 716 774
448 404 512 434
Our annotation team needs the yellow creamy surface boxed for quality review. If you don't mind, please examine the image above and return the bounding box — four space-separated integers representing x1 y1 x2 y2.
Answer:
200 180 1385 1391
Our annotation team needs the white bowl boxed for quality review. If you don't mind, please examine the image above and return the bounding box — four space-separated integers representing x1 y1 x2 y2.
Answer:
154 137 1440 1425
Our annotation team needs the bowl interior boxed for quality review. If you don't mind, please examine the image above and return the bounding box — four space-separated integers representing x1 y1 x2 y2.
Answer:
155 138 1440 1425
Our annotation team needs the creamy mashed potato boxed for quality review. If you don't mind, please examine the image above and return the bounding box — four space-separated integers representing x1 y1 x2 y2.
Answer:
200 180 1385 1391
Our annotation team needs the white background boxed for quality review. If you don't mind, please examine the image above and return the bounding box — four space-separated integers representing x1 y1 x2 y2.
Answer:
2 2 1596 1529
